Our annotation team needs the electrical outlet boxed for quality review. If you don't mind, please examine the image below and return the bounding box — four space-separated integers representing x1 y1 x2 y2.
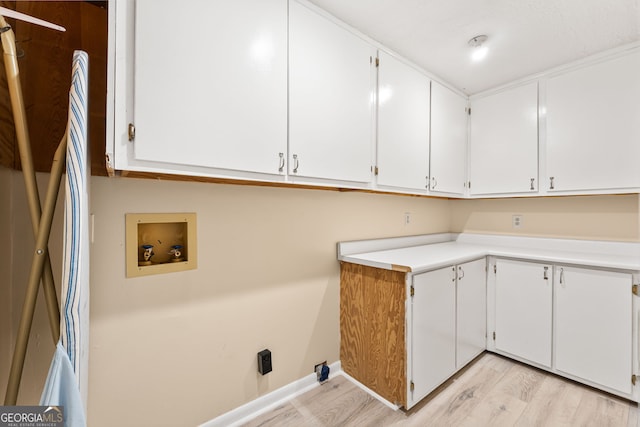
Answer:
258 349 272 375
512 214 523 229
314 361 326 379
404 212 411 226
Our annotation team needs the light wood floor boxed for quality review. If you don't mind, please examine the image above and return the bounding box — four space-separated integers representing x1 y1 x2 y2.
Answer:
241 352 638 427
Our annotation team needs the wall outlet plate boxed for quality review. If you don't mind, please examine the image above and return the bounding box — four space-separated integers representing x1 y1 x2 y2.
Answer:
404 212 411 226
512 214 523 229
258 349 272 375
314 361 326 380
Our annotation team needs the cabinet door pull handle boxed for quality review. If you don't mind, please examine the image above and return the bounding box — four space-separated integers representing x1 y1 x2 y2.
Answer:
550 176 555 190
278 152 285 172
293 154 299 173
451 266 456 282
530 178 535 191
543 266 548 281
559 267 564 286
458 266 464 280
128 123 136 141
431 177 437 189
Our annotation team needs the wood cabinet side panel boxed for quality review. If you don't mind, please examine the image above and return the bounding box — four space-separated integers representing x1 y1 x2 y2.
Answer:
366 267 406 407
340 262 367 381
340 262 406 407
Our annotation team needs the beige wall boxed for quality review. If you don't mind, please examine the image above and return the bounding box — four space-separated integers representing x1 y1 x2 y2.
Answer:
87 176 451 427
0 168 64 405
2 168 639 426
451 194 640 242
0 167 12 404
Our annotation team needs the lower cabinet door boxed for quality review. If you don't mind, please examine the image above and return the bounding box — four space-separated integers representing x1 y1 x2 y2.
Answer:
554 266 633 394
410 267 456 406
495 259 552 368
456 259 487 368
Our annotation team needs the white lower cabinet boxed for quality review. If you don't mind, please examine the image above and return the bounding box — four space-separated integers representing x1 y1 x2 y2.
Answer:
554 266 633 395
343 248 638 410
410 259 486 407
456 259 487 368
490 257 638 401
494 259 553 368
411 266 456 406
341 258 486 410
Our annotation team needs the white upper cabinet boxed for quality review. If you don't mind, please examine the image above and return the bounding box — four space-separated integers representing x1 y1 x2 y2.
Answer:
430 82 468 195
469 82 539 196
376 51 430 192
132 0 288 176
110 3 639 197
289 1 376 183
545 50 640 192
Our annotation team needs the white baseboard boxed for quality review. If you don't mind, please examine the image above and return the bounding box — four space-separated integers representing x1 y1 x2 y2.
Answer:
199 361 342 427
340 371 400 411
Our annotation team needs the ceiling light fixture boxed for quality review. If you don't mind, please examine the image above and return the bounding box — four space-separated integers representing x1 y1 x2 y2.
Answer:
468 34 489 62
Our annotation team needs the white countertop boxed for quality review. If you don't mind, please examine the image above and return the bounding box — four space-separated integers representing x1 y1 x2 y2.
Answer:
338 234 640 274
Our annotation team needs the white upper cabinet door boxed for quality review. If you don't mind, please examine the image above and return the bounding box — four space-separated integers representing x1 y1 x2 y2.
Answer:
546 50 640 192
376 51 430 191
554 267 632 395
494 259 552 368
289 1 375 183
430 82 468 196
469 82 539 195
133 0 288 175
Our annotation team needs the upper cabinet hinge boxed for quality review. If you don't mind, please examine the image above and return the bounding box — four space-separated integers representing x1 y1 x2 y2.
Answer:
128 123 136 141
410 285 415 298
375 57 380 67
633 284 638 296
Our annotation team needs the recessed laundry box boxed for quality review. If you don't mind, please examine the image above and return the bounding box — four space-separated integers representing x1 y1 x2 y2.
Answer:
125 212 197 277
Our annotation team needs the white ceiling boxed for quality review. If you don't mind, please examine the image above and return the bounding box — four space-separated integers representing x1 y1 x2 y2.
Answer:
307 0 640 95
